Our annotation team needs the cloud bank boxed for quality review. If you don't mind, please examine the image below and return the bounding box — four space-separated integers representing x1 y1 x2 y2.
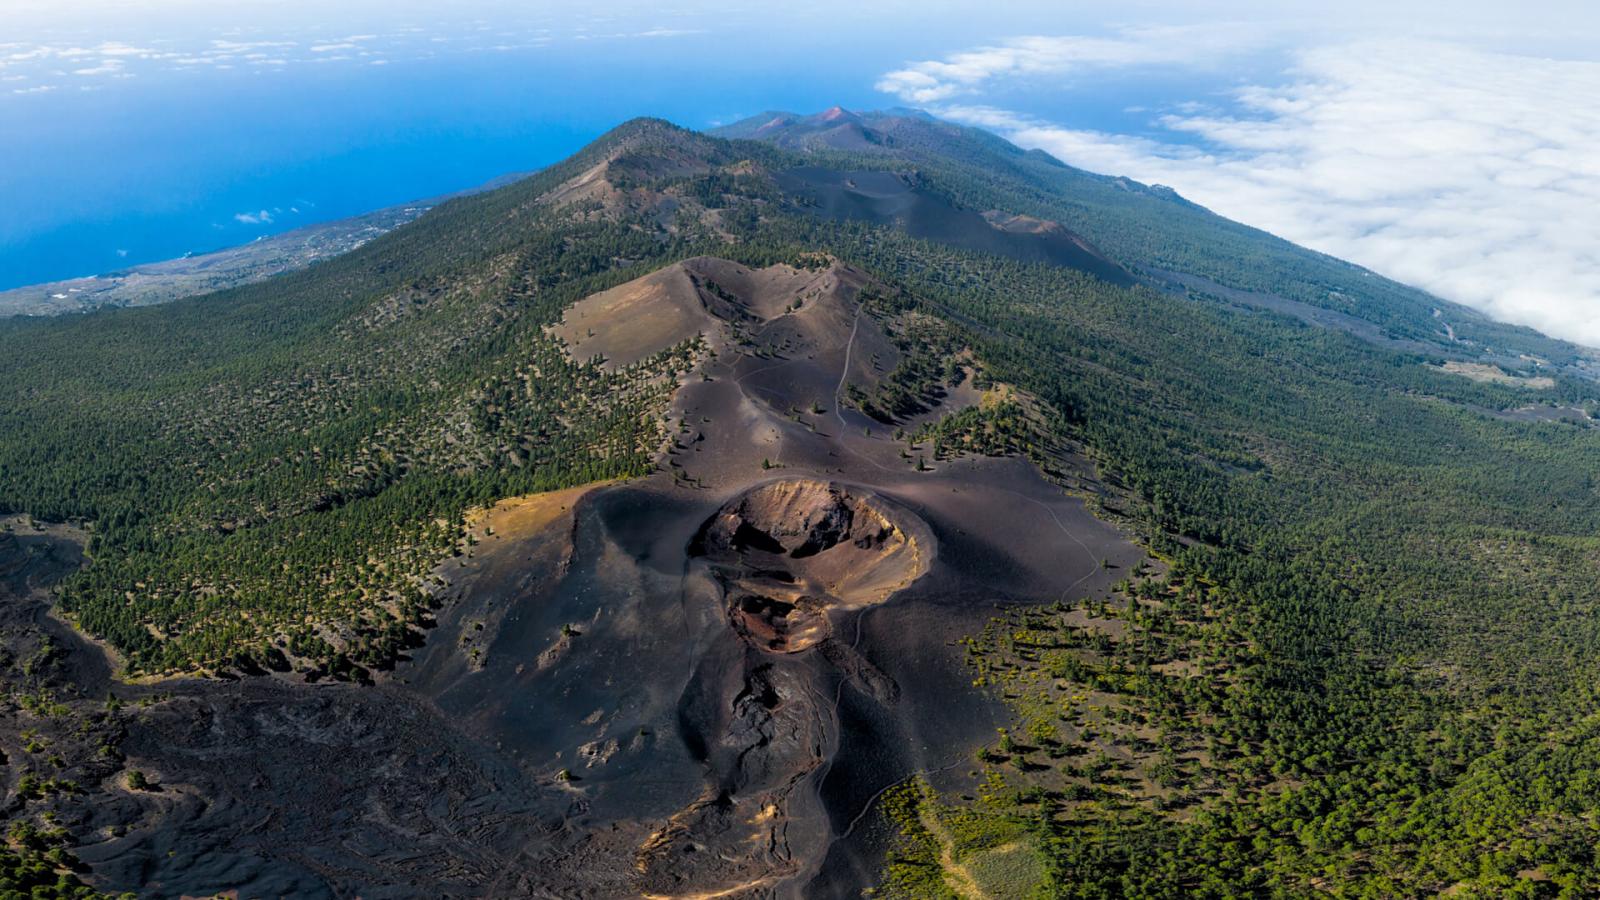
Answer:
882 35 1600 346
876 26 1269 104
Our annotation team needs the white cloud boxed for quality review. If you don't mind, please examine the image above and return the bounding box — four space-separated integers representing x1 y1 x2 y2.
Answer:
889 38 1600 346
0 11 710 84
877 26 1270 104
93 41 154 57
211 40 298 52
71 58 126 76
234 210 274 225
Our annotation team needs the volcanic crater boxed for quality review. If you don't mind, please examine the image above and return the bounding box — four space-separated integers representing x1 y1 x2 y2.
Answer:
13 252 1150 899
693 479 930 654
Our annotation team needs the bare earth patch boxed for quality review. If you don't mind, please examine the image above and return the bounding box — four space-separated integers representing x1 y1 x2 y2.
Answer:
1436 360 1554 389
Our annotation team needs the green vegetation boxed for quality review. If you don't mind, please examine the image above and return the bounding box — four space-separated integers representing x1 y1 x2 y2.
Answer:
0 842 107 899
876 776 1051 900
874 780 963 900
5 114 1600 893
910 397 1040 462
764 112 1585 362
0 122 713 676
0 592 127 900
718 121 1600 895
793 211 1600 894
848 310 964 422
2 812 112 899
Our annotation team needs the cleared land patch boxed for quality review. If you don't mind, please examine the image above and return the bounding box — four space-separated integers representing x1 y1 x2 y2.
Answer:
1436 360 1555 389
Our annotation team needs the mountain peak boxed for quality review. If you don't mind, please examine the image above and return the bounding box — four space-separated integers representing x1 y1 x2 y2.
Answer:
589 116 697 151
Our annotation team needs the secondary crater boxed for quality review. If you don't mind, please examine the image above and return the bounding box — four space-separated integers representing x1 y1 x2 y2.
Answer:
691 478 930 653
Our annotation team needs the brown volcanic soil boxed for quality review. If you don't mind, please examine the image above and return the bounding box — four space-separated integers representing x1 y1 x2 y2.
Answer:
551 264 715 370
21 259 1150 899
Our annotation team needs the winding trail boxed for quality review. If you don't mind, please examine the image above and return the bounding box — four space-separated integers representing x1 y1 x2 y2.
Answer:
830 298 1099 584
833 305 864 435
676 289 1118 894
800 297 1107 865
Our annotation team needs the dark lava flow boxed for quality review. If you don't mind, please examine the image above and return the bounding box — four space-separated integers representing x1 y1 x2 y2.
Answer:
17 259 1150 898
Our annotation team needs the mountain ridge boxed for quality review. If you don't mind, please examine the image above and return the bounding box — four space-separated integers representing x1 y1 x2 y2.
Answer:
14 108 1584 368
4 108 1600 897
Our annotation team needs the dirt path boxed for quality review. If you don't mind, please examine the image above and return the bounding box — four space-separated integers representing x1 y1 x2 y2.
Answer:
918 806 988 900
834 304 864 434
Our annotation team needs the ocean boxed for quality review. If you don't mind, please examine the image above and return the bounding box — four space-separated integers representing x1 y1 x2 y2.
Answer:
0 6 1258 291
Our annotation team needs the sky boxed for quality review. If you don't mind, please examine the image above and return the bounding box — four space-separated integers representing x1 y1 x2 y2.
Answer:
3 2 1599 343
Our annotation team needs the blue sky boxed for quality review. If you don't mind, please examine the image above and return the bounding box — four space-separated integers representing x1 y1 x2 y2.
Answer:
4 1 1600 342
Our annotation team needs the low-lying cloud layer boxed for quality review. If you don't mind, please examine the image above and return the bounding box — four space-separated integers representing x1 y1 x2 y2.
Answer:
882 35 1600 346
876 26 1270 104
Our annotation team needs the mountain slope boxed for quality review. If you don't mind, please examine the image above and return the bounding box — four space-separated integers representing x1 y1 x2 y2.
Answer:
721 107 1593 368
3 112 1600 897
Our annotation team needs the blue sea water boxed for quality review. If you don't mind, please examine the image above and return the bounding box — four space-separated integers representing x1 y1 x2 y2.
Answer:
0 40 861 288
0 11 1263 291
